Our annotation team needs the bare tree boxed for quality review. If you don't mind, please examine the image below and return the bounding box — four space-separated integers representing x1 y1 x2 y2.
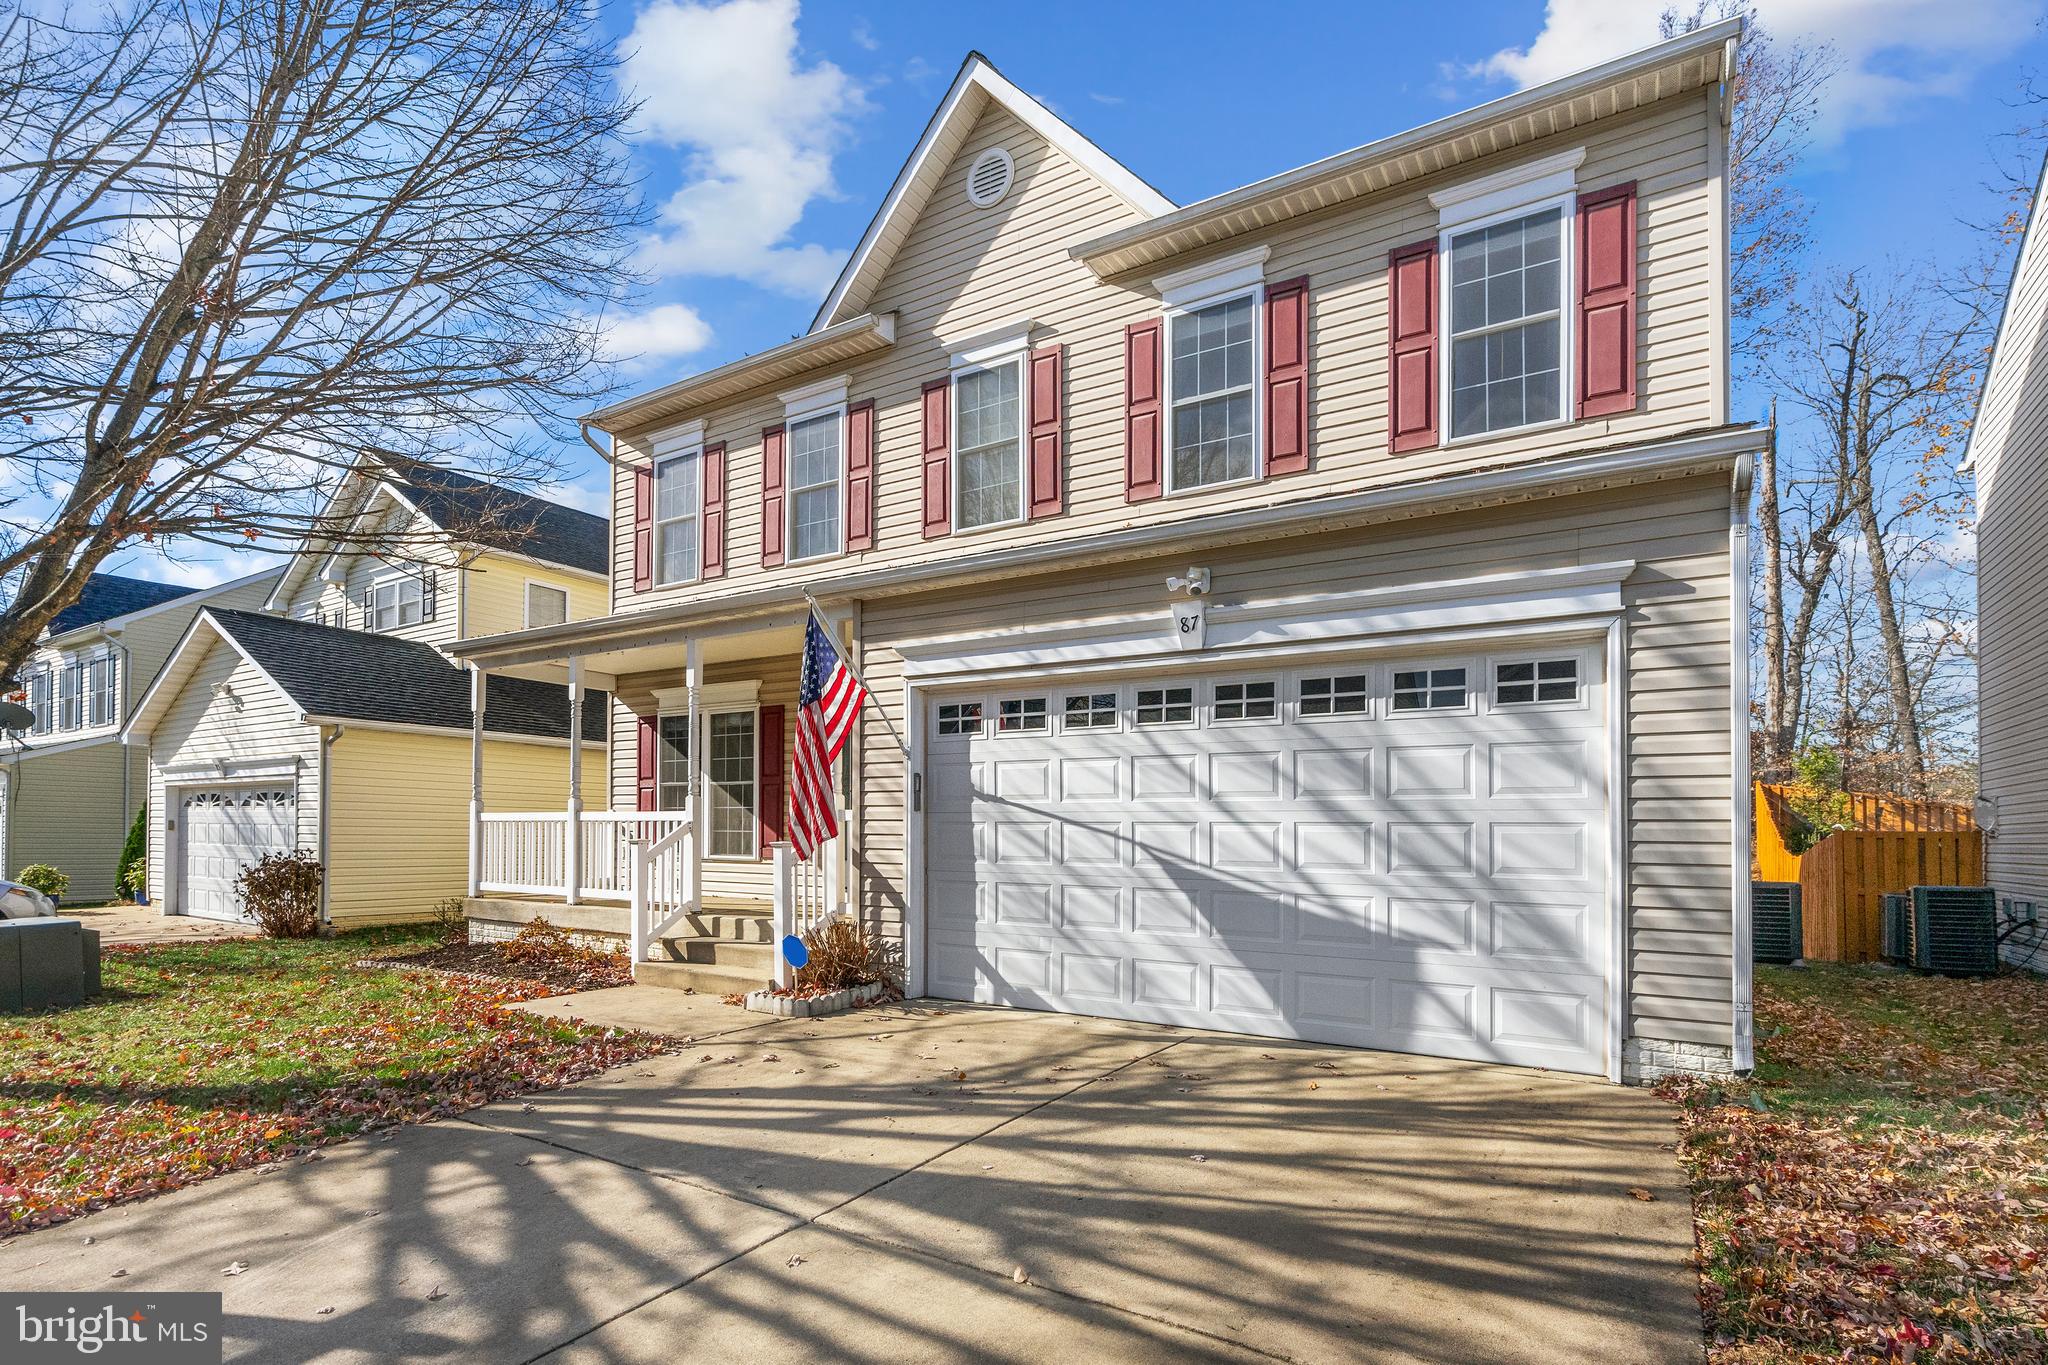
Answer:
0 0 642 680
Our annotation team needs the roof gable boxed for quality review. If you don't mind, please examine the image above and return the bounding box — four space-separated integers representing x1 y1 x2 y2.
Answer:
1966 150 2048 483
811 53 1172 332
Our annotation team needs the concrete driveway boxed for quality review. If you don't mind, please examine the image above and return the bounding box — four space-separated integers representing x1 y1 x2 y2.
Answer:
2 991 1702 1363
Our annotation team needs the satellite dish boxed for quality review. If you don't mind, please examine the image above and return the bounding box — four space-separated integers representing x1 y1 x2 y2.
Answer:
0 700 33 733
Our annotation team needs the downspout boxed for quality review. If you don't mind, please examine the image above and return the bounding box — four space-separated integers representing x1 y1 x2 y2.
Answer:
1730 448 1757 1073
319 724 345 931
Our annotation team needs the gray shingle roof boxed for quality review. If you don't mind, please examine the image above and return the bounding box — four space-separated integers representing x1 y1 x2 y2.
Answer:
47 574 198 635
206 608 605 742
383 461 608 576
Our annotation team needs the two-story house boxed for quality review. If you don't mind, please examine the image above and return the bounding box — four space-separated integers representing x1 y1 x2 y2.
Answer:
123 459 610 925
452 22 1763 1083
2 570 281 901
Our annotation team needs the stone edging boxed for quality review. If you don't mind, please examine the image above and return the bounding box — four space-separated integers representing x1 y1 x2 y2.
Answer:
743 981 888 1018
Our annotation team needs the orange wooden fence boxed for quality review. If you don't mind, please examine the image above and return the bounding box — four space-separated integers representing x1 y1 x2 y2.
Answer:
1841 791 1977 833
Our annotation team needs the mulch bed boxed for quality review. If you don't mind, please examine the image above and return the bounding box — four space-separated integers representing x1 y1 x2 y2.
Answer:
365 939 634 995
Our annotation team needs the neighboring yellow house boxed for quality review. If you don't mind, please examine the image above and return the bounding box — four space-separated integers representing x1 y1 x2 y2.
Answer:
123 461 608 925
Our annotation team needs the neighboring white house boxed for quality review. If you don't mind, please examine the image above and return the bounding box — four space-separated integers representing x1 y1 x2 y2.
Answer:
452 22 1762 1083
1962 152 2048 971
123 460 609 925
2 569 281 901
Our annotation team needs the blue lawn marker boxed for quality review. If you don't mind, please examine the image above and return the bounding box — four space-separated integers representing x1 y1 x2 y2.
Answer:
781 935 809 969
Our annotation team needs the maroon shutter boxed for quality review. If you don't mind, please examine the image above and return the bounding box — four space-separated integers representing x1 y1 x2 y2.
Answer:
1124 319 1163 501
635 714 658 811
631 464 654 592
1027 343 1064 518
1387 240 1439 453
701 442 727 579
760 425 786 568
1577 181 1639 419
1264 276 1310 475
846 400 876 551
920 379 951 537
757 703 785 859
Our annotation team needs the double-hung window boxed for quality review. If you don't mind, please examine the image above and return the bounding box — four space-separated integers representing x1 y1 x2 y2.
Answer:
57 661 81 730
954 359 1024 530
369 574 423 632
705 710 758 858
654 450 701 586
525 582 569 629
87 653 115 727
26 668 50 734
656 714 690 812
787 411 841 562
1446 207 1565 439
1168 293 1257 491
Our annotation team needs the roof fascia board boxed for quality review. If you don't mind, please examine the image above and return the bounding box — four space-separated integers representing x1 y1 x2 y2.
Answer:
299 713 602 748
583 311 895 433
809 55 1173 332
1071 16 1742 274
453 423 1767 671
121 610 298 743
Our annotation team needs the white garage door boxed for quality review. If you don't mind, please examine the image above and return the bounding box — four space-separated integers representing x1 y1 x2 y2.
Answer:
924 645 1612 1074
179 786 298 921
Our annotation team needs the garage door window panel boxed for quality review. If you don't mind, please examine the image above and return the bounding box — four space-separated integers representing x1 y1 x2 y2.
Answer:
1492 657 1582 708
935 700 984 739
1299 672 1371 719
1391 667 1470 714
995 697 1048 734
1211 679 1278 724
1134 685 1195 728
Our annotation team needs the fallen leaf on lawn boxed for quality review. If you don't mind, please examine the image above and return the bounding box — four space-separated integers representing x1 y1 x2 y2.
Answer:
520 1103 537 1113
223 1261 249 1276
82 1236 94 1245
1307 1081 1320 1090
1315 1062 1339 1071
1012 1266 1029 1284
949 1069 967 1082
786 1255 806 1269
1627 1188 1655 1202
426 1286 446 1302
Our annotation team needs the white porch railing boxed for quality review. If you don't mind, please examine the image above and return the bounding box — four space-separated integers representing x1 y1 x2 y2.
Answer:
630 813 696 965
479 811 690 905
770 803 850 988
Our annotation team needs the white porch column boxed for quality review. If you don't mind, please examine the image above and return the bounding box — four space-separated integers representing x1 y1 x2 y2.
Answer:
564 656 584 906
685 637 702 915
466 664 486 898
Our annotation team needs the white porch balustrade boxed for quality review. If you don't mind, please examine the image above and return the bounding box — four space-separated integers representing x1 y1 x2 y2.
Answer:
769 803 851 988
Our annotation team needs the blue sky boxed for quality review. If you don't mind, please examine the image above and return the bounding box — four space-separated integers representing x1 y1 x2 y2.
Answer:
116 0 2048 585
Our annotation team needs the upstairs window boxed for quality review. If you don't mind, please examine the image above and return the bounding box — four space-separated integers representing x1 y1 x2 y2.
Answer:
87 653 116 727
525 582 569 629
954 359 1024 530
1447 208 1563 439
1168 294 1257 491
26 669 50 734
654 450 701 586
368 575 424 632
787 410 841 562
57 662 81 730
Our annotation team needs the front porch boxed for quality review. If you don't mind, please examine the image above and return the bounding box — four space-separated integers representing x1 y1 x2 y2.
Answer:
456 611 855 993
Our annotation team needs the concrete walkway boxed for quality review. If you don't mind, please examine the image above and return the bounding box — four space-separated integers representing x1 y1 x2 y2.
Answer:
2 991 1702 1363
67 903 261 946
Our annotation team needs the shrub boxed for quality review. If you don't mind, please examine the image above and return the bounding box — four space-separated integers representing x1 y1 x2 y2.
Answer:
114 805 146 902
15 864 69 901
118 857 147 898
234 851 323 938
428 895 469 944
793 916 895 994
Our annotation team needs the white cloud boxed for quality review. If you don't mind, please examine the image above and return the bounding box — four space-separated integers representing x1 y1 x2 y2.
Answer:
1473 0 2043 137
105 546 283 590
621 0 861 298
597 302 715 372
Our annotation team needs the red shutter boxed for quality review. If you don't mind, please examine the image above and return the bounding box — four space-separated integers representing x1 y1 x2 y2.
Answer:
1027 343 1064 518
1577 181 1638 419
759 425 786 568
920 379 950 537
846 400 876 551
1264 276 1310 475
1124 319 1163 501
635 714 658 811
631 464 653 592
757 703 785 859
1387 240 1439 453
701 442 727 579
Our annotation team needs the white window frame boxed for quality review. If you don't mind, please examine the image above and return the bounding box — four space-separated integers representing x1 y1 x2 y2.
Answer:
367 570 425 633
934 698 985 741
86 651 116 727
701 704 762 861
1294 668 1374 722
57 660 81 731
1059 688 1121 734
949 328 1030 534
654 711 691 813
1209 675 1280 726
1433 153 1581 448
1389 661 1476 718
652 446 704 587
779 375 849 566
524 579 570 629
26 667 51 735
1162 298 1264 497
993 695 1049 735
1488 651 1590 714
1132 682 1197 729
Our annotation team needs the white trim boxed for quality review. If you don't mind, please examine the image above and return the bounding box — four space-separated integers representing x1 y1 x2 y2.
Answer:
654 679 758 711
1 731 124 761
778 373 851 415
653 417 706 448
1152 245 1271 310
784 402 848 565
949 352 1029 534
1428 147 1585 228
1605 616 1628 1083
1729 454 1754 1072
943 318 1035 370
1438 192 1576 447
159 755 305 783
1163 285 1265 496
523 579 570 630
652 443 706 588
298 714 604 749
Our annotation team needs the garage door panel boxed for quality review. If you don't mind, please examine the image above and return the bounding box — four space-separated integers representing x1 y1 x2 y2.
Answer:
926 647 1611 1075
180 786 296 921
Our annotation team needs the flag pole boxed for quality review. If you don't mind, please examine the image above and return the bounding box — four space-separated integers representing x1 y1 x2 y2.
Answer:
802 588 909 756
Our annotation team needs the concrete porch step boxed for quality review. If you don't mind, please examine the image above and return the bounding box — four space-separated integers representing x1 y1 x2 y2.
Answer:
634 957 771 996
654 937 771 968
664 911 773 944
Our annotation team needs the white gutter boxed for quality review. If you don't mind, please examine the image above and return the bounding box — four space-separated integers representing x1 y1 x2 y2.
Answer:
1729 449 1756 1072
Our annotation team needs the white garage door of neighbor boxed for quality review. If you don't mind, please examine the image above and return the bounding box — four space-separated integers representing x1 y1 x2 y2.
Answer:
924 646 1613 1075
179 786 298 921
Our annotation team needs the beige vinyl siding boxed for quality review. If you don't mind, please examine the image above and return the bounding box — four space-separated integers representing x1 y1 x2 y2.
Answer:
607 655 798 902
329 728 603 925
285 502 459 649
461 552 606 638
607 92 1720 621
143 640 321 912
1 742 145 900
849 473 1735 1049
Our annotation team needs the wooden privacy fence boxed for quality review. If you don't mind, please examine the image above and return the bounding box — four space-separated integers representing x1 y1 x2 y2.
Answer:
1751 783 1985 962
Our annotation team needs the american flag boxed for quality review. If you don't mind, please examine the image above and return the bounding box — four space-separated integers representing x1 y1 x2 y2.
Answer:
790 611 867 861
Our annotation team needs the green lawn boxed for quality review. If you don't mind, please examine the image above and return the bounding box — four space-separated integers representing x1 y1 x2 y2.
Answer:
1668 964 2048 1362
0 929 669 1235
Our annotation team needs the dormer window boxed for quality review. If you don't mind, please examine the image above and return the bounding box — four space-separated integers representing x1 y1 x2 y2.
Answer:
368 574 424 632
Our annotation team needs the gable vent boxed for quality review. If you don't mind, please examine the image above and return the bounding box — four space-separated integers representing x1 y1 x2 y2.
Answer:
966 147 1014 208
